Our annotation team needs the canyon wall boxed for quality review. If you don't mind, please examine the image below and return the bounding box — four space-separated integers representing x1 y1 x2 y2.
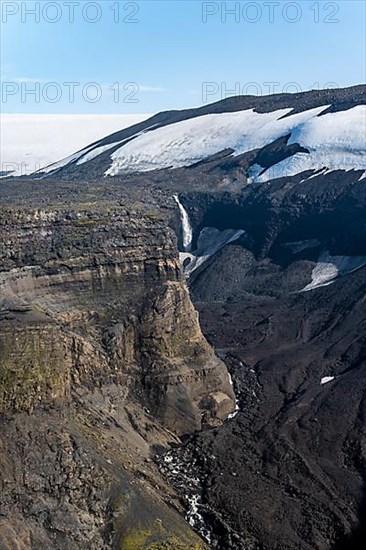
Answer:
0 205 235 430
0 198 235 549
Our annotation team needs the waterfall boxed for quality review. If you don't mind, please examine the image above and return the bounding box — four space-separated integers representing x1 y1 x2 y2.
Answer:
173 194 193 252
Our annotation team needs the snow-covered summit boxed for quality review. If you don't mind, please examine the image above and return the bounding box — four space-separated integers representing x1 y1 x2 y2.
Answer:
11 86 366 182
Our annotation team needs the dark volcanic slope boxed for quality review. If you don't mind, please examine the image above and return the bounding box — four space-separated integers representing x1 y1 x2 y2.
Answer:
170 175 366 549
191 265 366 550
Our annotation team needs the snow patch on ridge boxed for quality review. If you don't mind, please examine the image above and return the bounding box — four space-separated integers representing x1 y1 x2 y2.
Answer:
247 163 265 183
106 105 331 175
39 145 97 175
181 227 245 278
20 104 365 180
255 106 366 182
321 376 335 385
302 251 366 291
76 141 125 166
39 123 157 175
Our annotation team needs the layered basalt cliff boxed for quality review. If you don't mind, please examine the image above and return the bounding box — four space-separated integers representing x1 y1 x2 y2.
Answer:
0 204 234 429
0 187 235 548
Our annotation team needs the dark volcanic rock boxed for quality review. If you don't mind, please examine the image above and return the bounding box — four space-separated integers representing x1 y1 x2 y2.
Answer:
176 180 366 549
190 266 366 549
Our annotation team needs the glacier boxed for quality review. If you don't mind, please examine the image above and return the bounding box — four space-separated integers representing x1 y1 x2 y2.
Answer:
1 114 149 177
105 105 366 179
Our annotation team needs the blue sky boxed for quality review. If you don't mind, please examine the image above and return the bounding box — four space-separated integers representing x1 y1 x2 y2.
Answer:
1 0 365 114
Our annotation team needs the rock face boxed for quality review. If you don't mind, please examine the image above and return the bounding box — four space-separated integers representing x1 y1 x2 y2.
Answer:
0 204 234 430
139 282 235 432
0 185 235 548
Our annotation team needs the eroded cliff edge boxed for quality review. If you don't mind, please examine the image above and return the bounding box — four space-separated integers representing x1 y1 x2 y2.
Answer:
0 182 235 549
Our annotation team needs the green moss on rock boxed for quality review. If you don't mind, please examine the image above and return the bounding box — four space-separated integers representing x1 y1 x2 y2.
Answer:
120 520 205 550
0 325 71 413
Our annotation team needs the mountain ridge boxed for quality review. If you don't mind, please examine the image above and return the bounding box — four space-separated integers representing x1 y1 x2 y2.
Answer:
29 85 365 182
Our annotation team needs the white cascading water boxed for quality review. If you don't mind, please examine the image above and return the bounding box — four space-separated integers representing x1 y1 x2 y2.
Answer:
173 194 193 252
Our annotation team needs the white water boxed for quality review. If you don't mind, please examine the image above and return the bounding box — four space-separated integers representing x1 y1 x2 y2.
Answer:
173 195 193 252
227 372 240 420
161 450 213 545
